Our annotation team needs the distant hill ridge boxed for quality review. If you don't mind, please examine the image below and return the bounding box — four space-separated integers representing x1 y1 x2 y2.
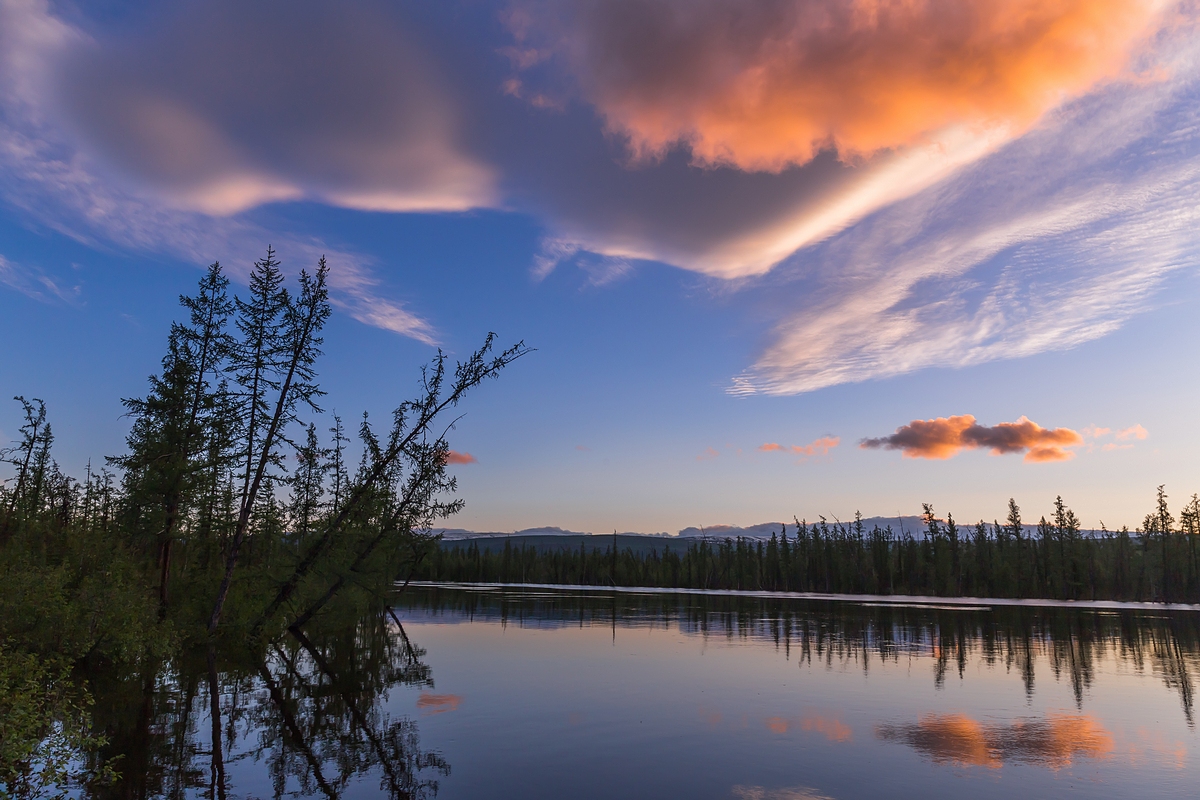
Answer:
435 516 1105 543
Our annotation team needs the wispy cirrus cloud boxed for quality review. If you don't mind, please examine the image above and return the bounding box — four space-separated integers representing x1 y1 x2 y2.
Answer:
861 415 1083 462
731 29 1200 394
0 253 78 304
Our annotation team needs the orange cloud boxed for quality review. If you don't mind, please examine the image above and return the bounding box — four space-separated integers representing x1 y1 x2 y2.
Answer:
877 712 1114 770
517 0 1169 172
759 436 840 457
1116 424 1148 441
416 693 462 715
696 446 720 461
861 415 1082 462
444 450 477 464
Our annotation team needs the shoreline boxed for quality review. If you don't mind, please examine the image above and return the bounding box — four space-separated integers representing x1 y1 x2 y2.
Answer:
402 580 1200 612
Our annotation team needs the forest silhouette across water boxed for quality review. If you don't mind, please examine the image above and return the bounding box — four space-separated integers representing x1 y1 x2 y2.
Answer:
419 493 1200 603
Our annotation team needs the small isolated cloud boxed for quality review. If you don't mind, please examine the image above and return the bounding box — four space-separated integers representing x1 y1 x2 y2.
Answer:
1082 423 1146 452
574 444 590 451
1116 424 1148 441
696 446 720 462
444 450 477 465
861 415 1082 462
416 693 462 716
758 436 840 458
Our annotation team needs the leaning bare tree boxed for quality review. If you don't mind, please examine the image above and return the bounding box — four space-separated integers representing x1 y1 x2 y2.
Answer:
254 334 529 634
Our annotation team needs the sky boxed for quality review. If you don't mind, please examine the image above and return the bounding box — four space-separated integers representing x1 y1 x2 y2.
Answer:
1 0 1199 535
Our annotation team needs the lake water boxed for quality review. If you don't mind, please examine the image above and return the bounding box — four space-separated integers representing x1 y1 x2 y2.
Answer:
96 584 1200 799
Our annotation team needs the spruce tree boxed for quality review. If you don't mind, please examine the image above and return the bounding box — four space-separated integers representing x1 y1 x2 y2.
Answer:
209 251 330 631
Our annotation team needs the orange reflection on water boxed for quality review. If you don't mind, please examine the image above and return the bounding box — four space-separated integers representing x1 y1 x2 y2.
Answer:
880 714 998 768
877 712 1114 769
764 712 852 742
1127 726 1188 770
765 717 790 734
800 713 853 743
416 693 462 716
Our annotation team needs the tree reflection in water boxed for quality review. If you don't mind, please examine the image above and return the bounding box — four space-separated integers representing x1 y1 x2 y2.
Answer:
403 586 1200 725
84 607 447 800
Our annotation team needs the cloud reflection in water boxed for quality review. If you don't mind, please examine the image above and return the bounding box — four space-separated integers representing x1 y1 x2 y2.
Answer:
731 786 834 800
416 693 463 716
876 712 1114 769
764 712 853 742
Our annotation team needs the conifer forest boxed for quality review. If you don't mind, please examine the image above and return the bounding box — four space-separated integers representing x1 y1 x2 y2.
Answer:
421 495 1200 604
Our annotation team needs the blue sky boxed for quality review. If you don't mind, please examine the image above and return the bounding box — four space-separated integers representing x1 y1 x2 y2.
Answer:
1 0 1198 533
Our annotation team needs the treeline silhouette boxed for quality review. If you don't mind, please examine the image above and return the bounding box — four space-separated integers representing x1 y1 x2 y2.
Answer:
418 493 1200 602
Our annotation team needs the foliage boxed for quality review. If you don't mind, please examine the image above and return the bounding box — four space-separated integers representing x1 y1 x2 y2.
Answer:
0 648 117 800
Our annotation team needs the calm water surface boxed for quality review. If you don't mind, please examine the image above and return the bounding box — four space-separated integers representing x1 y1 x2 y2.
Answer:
104 585 1200 799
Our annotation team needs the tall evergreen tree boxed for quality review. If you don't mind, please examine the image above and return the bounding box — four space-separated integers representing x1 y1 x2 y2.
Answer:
1 397 50 540
210 252 330 631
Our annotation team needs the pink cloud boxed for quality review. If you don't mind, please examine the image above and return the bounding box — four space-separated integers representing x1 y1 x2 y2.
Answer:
759 436 840 457
697 446 720 461
793 435 840 457
861 415 1082 462
444 450 477 464
1116 424 1148 441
